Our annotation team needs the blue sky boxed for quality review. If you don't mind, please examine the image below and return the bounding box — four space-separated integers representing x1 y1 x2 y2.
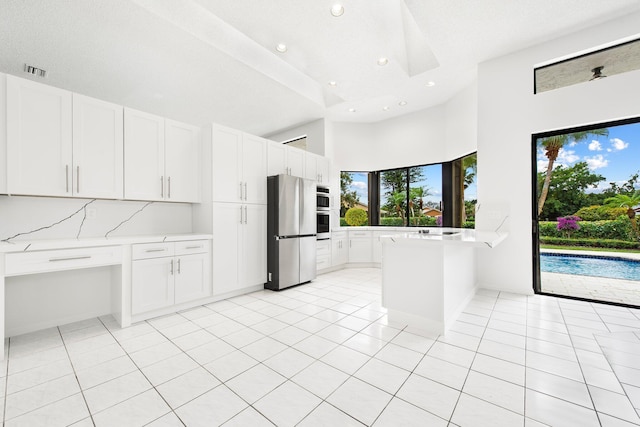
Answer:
536 121 640 193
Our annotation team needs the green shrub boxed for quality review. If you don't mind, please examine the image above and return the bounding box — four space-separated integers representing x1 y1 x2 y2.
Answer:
574 205 627 221
539 217 635 241
345 208 368 226
340 217 347 226
462 221 475 229
540 236 640 250
380 217 404 226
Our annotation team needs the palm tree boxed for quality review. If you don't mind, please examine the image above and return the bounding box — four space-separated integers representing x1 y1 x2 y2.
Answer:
604 191 640 237
462 153 477 190
391 191 407 226
537 128 609 216
409 187 430 225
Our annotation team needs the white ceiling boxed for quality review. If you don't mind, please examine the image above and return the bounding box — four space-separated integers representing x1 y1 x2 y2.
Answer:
1 0 640 136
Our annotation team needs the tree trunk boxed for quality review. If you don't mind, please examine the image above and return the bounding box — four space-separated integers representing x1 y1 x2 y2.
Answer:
537 158 556 216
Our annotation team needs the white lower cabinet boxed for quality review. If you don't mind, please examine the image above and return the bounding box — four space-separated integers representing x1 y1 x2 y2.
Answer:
212 202 266 296
348 230 373 263
331 232 348 266
317 239 331 271
373 231 386 263
131 240 211 315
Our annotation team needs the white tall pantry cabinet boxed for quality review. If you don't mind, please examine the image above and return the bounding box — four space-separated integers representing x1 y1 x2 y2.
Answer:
195 124 267 297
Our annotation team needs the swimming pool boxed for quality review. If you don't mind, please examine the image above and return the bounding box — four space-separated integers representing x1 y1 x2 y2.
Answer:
540 253 640 281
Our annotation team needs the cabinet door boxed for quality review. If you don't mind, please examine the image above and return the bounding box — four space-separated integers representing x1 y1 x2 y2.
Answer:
165 119 200 202
212 125 242 203
72 94 123 199
304 152 319 181
286 147 305 177
349 237 373 263
242 204 267 287
124 108 165 201
242 134 267 204
175 252 211 304
317 156 330 185
267 140 287 176
372 232 384 263
7 75 72 197
212 202 241 295
132 257 175 314
331 238 348 266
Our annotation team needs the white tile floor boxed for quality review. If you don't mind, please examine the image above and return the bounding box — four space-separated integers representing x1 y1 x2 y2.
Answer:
2 267 640 426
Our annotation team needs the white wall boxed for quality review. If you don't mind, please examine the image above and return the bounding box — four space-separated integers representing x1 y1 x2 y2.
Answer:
476 12 640 294
264 118 326 156
445 81 478 161
0 196 192 241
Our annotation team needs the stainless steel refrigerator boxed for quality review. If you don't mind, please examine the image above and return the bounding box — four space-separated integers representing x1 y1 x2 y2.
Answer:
266 174 317 291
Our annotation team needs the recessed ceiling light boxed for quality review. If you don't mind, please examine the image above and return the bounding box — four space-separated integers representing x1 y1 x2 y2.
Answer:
377 57 389 66
426 81 436 87
328 81 337 87
398 101 407 106
383 106 390 111
276 43 287 53
330 4 344 17
348 108 356 113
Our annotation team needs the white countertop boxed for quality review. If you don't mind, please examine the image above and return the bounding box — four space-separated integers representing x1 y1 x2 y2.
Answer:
379 228 507 248
0 234 213 253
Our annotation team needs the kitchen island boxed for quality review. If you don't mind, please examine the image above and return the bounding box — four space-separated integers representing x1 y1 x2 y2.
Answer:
380 228 506 335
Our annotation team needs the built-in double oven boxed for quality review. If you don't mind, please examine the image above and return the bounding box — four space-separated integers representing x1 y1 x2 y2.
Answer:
316 186 331 240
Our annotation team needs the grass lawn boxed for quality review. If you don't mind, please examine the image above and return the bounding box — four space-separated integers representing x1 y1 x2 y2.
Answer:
541 244 640 254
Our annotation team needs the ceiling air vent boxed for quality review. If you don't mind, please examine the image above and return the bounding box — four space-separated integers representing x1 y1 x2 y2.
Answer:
24 64 47 78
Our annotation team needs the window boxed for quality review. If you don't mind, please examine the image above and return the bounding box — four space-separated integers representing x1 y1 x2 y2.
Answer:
341 153 474 228
340 172 369 226
534 38 640 94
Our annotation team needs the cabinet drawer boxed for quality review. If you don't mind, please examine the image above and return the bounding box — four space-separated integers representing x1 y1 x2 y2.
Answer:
332 231 346 239
316 240 330 256
349 230 371 238
317 255 331 271
175 240 210 256
5 246 122 276
132 242 174 260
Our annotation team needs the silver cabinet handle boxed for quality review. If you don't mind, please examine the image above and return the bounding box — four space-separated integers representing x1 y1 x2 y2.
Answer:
239 182 243 200
350 240 352 248
185 245 202 250
244 182 247 200
145 248 166 253
168 176 171 199
177 258 181 274
240 206 243 224
77 166 80 193
170 259 174 275
161 176 164 198
244 206 247 224
50 255 91 262
66 165 69 193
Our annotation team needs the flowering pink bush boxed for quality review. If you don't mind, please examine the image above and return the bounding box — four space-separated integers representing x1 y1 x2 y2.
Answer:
557 215 581 238
436 215 442 227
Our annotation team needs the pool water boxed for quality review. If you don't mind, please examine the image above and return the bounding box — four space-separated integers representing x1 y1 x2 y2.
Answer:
541 253 640 281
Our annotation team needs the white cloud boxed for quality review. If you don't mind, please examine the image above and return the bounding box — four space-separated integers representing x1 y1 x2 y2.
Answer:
555 148 580 166
568 141 578 147
351 181 366 190
610 138 628 151
584 155 608 170
588 140 602 151
537 159 549 171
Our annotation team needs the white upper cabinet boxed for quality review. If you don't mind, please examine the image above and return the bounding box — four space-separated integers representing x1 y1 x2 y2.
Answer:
287 147 305 177
165 119 200 203
124 109 200 202
266 140 306 178
211 125 242 203
211 124 266 205
305 152 330 184
72 94 124 199
7 75 73 197
124 108 165 201
0 73 7 194
266 140 287 176
242 134 267 204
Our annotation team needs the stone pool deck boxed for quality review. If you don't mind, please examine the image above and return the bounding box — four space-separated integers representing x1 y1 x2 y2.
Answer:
541 248 640 306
